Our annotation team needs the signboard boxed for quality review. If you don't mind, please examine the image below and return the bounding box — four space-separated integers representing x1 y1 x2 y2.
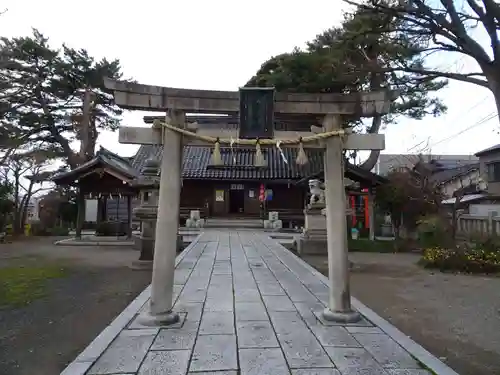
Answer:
215 190 224 202
249 189 255 198
230 184 244 190
239 87 274 139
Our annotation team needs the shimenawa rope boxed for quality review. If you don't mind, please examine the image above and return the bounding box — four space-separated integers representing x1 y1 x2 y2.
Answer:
152 119 347 166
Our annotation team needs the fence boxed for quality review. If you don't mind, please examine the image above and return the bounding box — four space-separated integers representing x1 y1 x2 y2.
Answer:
455 213 500 237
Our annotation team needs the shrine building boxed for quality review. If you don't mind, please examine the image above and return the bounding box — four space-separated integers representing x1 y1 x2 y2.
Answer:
52 114 386 230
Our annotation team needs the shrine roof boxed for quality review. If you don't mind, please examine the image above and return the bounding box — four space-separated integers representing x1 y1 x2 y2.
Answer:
132 145 323 182
132 145 386 185
295 163 387 187
52 147 138 183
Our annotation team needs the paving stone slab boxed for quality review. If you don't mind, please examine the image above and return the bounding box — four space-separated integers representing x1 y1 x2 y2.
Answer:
292 369 341 375
188 372 238 375
204 297 234 312
150 320 199 351
239 348 289 375
354 333 421 369
235 302 269 321
87 330 157 374
236 320 279 348
345 326 384 334
199 311 235 335
309 325 361 348
262 294 297 311
138 350 191 375
385 370 433 375
189 335 238 372
276 330 335 369
324 347 387 375
234 289 262 302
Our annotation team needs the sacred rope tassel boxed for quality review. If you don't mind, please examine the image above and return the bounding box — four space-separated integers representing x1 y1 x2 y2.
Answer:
276 140 288 164
254 139 266 167
295 137 309 165
211 138 223 165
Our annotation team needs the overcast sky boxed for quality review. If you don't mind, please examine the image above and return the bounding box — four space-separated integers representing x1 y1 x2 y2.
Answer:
1 0 498 158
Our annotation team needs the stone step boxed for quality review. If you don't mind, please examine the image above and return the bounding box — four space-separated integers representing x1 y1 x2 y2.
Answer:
204 218 263 229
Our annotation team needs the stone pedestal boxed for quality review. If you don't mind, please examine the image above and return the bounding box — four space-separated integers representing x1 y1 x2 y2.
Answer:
297 205 327 255
140 222 155 258
131 221 155 270
263 211 283 230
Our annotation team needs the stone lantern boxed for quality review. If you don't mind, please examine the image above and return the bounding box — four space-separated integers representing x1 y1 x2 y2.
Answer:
131 159 160 269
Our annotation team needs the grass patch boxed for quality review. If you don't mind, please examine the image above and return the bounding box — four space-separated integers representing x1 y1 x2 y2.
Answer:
0 264 67 309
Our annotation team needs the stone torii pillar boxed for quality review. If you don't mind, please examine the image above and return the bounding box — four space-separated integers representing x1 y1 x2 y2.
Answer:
138 110 184 326
322 114 360 322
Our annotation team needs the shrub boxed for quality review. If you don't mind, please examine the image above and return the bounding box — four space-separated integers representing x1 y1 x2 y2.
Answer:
420 245 500 274
417 215 451 248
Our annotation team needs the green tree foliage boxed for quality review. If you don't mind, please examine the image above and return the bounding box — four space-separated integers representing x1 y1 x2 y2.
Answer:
246 8 447 169
0 29 125 168
344 0 500 119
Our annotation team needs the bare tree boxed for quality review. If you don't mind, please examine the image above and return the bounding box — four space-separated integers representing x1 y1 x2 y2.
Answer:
344 0 500 119
0 155 53 234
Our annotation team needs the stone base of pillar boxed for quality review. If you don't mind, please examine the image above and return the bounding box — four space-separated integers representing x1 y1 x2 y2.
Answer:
137 310 180 326
139 237 155 255
296 235 327 255
130 259 153 270
296 206 329 255
322 308 361 323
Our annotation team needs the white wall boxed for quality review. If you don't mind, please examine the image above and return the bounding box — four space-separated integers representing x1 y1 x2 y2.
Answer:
441 169 482 198
85 199 98 222
469 204 500 217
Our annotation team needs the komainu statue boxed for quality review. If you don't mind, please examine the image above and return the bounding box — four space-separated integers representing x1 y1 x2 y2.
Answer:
308 179 325 206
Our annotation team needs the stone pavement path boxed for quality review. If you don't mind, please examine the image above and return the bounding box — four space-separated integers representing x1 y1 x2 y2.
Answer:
66 231 448 375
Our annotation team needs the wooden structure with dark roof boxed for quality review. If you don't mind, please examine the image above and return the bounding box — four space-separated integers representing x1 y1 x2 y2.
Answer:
52 148 139 238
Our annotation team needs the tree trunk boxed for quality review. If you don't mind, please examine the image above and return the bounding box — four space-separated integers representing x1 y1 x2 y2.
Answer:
19 180 34 233
484 65 500 123
75 188 85 239
451 205 457 241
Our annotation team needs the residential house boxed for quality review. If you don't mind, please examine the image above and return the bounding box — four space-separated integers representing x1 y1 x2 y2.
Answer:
375 153 479 176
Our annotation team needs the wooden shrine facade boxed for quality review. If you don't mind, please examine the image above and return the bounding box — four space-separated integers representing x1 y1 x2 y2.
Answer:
51 148 138 238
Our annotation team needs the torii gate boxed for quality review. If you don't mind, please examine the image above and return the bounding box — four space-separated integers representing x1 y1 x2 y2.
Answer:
104 78 396 325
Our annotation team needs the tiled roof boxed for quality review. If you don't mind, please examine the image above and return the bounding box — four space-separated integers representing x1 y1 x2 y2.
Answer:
428 163 479 185
132 145 323 181
475 144 500 157
52 147 138 182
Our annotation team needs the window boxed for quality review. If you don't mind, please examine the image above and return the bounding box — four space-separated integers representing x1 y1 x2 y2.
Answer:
487 162 500 182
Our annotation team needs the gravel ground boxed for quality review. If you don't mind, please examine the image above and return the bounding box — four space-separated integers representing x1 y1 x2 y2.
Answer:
0 238 152 375
301 251 500 375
